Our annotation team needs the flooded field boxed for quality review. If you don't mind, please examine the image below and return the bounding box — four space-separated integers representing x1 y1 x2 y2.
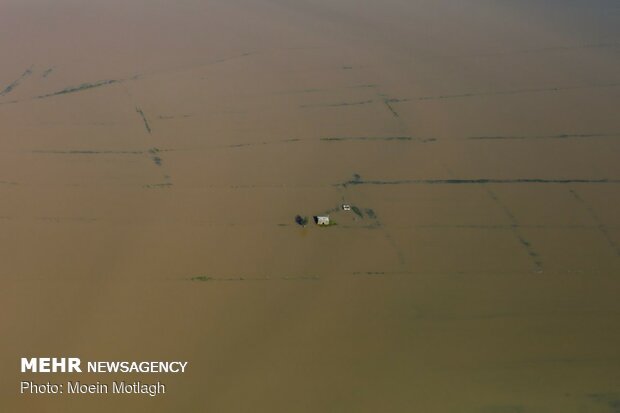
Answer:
1 0 619 411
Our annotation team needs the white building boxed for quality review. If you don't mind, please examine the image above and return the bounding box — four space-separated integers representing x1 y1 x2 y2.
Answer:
315 216 330 226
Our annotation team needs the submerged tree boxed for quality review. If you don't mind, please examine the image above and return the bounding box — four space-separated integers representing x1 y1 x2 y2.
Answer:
295 215 308 227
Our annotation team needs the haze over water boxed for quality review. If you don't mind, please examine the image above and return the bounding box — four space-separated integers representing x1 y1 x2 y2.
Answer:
1 1 619 411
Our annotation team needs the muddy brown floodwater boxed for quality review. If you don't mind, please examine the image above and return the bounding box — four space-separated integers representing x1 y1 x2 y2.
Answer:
1 0 619 412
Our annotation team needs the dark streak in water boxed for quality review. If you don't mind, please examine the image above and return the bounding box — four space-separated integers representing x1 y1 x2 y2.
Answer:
144 183 173 189
384 98 411 104
418 83 620 101
33 150 144 155
157 114 192 120
300 99 374 108
320 136 433 142
278 88 325 95
402 224 620 236
136 106 152 134
41 68 53 78
37 79 122 99
383 99 400 117
487 189 543 270
349 84 378 89
569 189 620 256
225 138 301 148
0 67 33 97
462 42 620 59
411 224 606 230
384 230 406 266
211 52 253 64
223 136 434 148
468 133 620 141
341 178 620 187
36 216 97 223
189 274 319 282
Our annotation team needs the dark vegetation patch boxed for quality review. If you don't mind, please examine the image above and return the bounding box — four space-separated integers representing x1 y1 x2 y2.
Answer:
149 147 163 166
351 206 364 218
295 215 309 226
0 66 33 97
588 393 620 413
365 208 377 219
191 275 212 282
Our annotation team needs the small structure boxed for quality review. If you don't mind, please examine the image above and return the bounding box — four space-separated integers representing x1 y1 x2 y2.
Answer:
315 216 330 226
342 204 351 211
